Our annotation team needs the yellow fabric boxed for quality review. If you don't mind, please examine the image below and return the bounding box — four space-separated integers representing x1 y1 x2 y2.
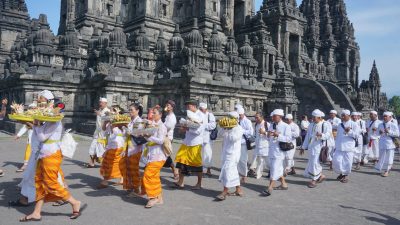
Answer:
24 144 31 162
141 160 165 198
100 148 123 180
142 142 158 158
43 139 59 144
175 144 202 167
35 150 70 202
97 138 107 145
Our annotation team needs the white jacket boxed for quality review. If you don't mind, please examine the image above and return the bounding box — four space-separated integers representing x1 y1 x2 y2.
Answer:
302 121 332 156
267 121 292 159
335 120 359 152
254 121 269 156
378 121 399 150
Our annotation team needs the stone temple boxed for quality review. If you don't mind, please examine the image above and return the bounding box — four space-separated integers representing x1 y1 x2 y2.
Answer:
0 0 389 133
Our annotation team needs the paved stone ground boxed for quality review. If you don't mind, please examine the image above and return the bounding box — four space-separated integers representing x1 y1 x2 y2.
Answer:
0 131 399 225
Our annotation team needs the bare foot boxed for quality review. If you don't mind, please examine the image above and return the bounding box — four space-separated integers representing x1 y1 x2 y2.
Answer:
19 214 41 222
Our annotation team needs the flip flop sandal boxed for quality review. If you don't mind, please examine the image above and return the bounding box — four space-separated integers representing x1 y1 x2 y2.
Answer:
70 203 87 220
112 183 123 186
170 182 184 189
307 183 317 188
16 168 25 173
273 186 288 190
52 200 68 207
261 190 271 197
8 200 29 207
83 164 95 168
216 193 228 201
317 176 326 183
336 175 344 180
0 171 4 177
229 191 244 197
145 199 157 208
340 178 349 183
19 216 41 222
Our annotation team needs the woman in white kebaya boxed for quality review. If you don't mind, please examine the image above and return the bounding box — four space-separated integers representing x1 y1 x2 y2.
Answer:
217 112 244 201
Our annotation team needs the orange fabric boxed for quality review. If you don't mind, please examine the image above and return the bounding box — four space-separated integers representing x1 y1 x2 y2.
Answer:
35 150 70 202
141 161 165 198
100 148 123 180
119 151 141 191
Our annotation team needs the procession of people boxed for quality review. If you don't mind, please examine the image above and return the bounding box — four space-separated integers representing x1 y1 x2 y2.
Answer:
0 90 399 222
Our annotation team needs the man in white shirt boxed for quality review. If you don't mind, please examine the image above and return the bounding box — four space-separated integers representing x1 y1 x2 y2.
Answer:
0 98 7 177
163 100 178 179
237 106 254 183
332 109 360 183
352 112 366 170
365 111 382 164
262 109 292 197
327 110 341 168
375 112 399 177
248 112 269 179
86 97 110 168
199 103 216 177
284 114 300 175
301 109 331 188
300 115 309 145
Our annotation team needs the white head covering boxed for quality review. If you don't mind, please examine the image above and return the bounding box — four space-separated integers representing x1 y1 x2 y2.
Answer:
341 109 351 116
270 112 274 117
330 110 337 115
370 111 378 115
199 102 207 109
39 90 54 100
312 109 324 117
351 112 358 116
271 109 284 117
237 107 245 115
228 111 239 119
357 112 363 116
99 97 108 103
383 111 392 117
285 114 293 120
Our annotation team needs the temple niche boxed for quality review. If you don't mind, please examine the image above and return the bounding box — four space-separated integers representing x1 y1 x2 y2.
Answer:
0 0 389 134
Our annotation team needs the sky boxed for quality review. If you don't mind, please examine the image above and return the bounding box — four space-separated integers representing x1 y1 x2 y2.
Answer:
25 0 400 97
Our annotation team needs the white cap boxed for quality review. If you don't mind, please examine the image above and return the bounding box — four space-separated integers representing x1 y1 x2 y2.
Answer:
383 111 393 117
312 109 324 117
270 112 274 117
271 109 284 117
330 110 337 114
99 97 108 103
370 111 378 115
39 90 54 100
357 112 362 116
28 103 37 108
228 111 239 119
351 112 358 116
341 109 351 116
234 104 243 110
237 107 245 115
199 102 207 109
285 114 293 120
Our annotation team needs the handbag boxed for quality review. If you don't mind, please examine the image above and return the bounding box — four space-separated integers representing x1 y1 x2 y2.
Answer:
279 142 294 151
208 113 218 141
132 136 147 145
319 123 329 163
244 135 255 150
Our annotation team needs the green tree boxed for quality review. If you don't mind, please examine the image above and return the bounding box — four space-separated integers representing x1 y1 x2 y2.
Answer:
389 96 400 116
